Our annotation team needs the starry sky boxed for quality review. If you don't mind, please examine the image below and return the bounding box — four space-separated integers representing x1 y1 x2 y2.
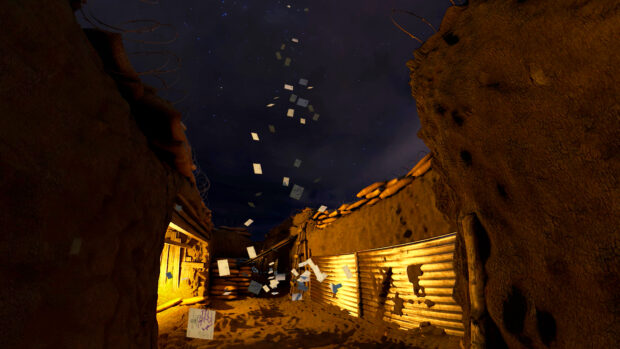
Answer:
79 0 452 240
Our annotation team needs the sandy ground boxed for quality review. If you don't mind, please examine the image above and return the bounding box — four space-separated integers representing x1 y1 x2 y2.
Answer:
157 296 461 349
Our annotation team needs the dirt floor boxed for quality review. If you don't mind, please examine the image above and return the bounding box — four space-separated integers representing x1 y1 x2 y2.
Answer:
157 296 461 349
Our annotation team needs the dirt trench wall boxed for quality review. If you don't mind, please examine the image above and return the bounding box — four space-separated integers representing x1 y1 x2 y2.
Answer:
305 170 457 257
408 1 619 348
0 1 183 348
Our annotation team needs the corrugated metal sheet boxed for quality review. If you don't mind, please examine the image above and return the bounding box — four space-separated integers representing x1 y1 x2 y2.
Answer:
310 253 360 317
309 233 463 337
357 233 463 336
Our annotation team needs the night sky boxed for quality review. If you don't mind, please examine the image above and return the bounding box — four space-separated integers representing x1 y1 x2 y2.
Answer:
79 0 451 240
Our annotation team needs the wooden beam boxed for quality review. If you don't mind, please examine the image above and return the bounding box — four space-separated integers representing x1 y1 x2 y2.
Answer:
164 238 192 249
182 261 207 269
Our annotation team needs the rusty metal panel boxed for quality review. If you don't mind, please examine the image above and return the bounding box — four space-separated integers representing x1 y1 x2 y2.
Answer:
309 253 359 317
357 233 464 336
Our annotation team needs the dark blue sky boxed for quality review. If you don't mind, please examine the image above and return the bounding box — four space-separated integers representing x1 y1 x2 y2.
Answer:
79 0 451 240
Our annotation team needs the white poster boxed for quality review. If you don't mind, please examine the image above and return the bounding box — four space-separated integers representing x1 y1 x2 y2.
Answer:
217 259 230 277
187 308 215 340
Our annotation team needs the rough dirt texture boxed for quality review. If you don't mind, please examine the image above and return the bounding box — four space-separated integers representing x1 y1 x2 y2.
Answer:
305 170 457 257
157 297 460 349
0 1 185 347
408 1 620 348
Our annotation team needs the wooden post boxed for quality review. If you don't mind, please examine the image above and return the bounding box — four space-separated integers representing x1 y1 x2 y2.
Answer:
462 214 486 349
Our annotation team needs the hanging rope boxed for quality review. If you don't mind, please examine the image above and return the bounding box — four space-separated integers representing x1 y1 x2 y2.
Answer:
390 8 437 43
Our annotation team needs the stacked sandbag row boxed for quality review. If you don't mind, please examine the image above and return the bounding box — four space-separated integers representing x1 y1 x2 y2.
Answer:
209 259 253 300
312 154 433 229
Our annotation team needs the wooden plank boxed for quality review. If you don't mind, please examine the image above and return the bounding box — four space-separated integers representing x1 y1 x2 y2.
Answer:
159 244 170 290
182 261 207 269
164 238 192 249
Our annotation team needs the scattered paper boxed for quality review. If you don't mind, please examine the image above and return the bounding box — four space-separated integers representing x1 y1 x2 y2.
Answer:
248 280 262 295
223 291 231 296
310 264 326 282
343 265 353 279
187 308 215 340
269 268 274 274
268 125 276 133
275 51 282 60
318 205 328 212
293 159 302 167
330 283 343 294
217 259 231 277
174 204 183 212
287 109 295 117
252 163 262 175
255 192 262 196
292 293 302 301
299 78 308 86
289 94 298 103
282 177 290 186
269 261 275 266
271 292 279 295
251 132 259 141
284 84 294 91
69 237 82 255
313 177 321 183
307 86 313 89
291 269 299 277
270 279 279 288
247 246 257 259
273 96 280 100
244 219 253 226
308 105 314 112
266 103 275 108
300 258 315 268
262 285 270 293
300 118 306 124
248 202 255 208
312 113 320 121
289 184 304 200
298 281 308 291
284 57 291 66
280 43 286 50
291 37 299 43
296 98 309 107
276 273 286 281
268 275 275 280
298 270 311 282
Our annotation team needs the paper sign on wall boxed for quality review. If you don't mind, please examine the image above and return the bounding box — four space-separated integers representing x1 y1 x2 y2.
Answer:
291 269 299 277
187 308 215 340
217 259 230 277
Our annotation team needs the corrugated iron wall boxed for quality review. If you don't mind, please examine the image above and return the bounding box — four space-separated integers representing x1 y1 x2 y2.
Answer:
310 233 464 337
310 253 359 317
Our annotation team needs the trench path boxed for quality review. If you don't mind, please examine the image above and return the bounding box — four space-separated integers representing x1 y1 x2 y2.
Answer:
157 297 460 349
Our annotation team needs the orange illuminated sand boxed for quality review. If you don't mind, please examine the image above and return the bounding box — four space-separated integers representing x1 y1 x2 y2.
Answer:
157 297 460 349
